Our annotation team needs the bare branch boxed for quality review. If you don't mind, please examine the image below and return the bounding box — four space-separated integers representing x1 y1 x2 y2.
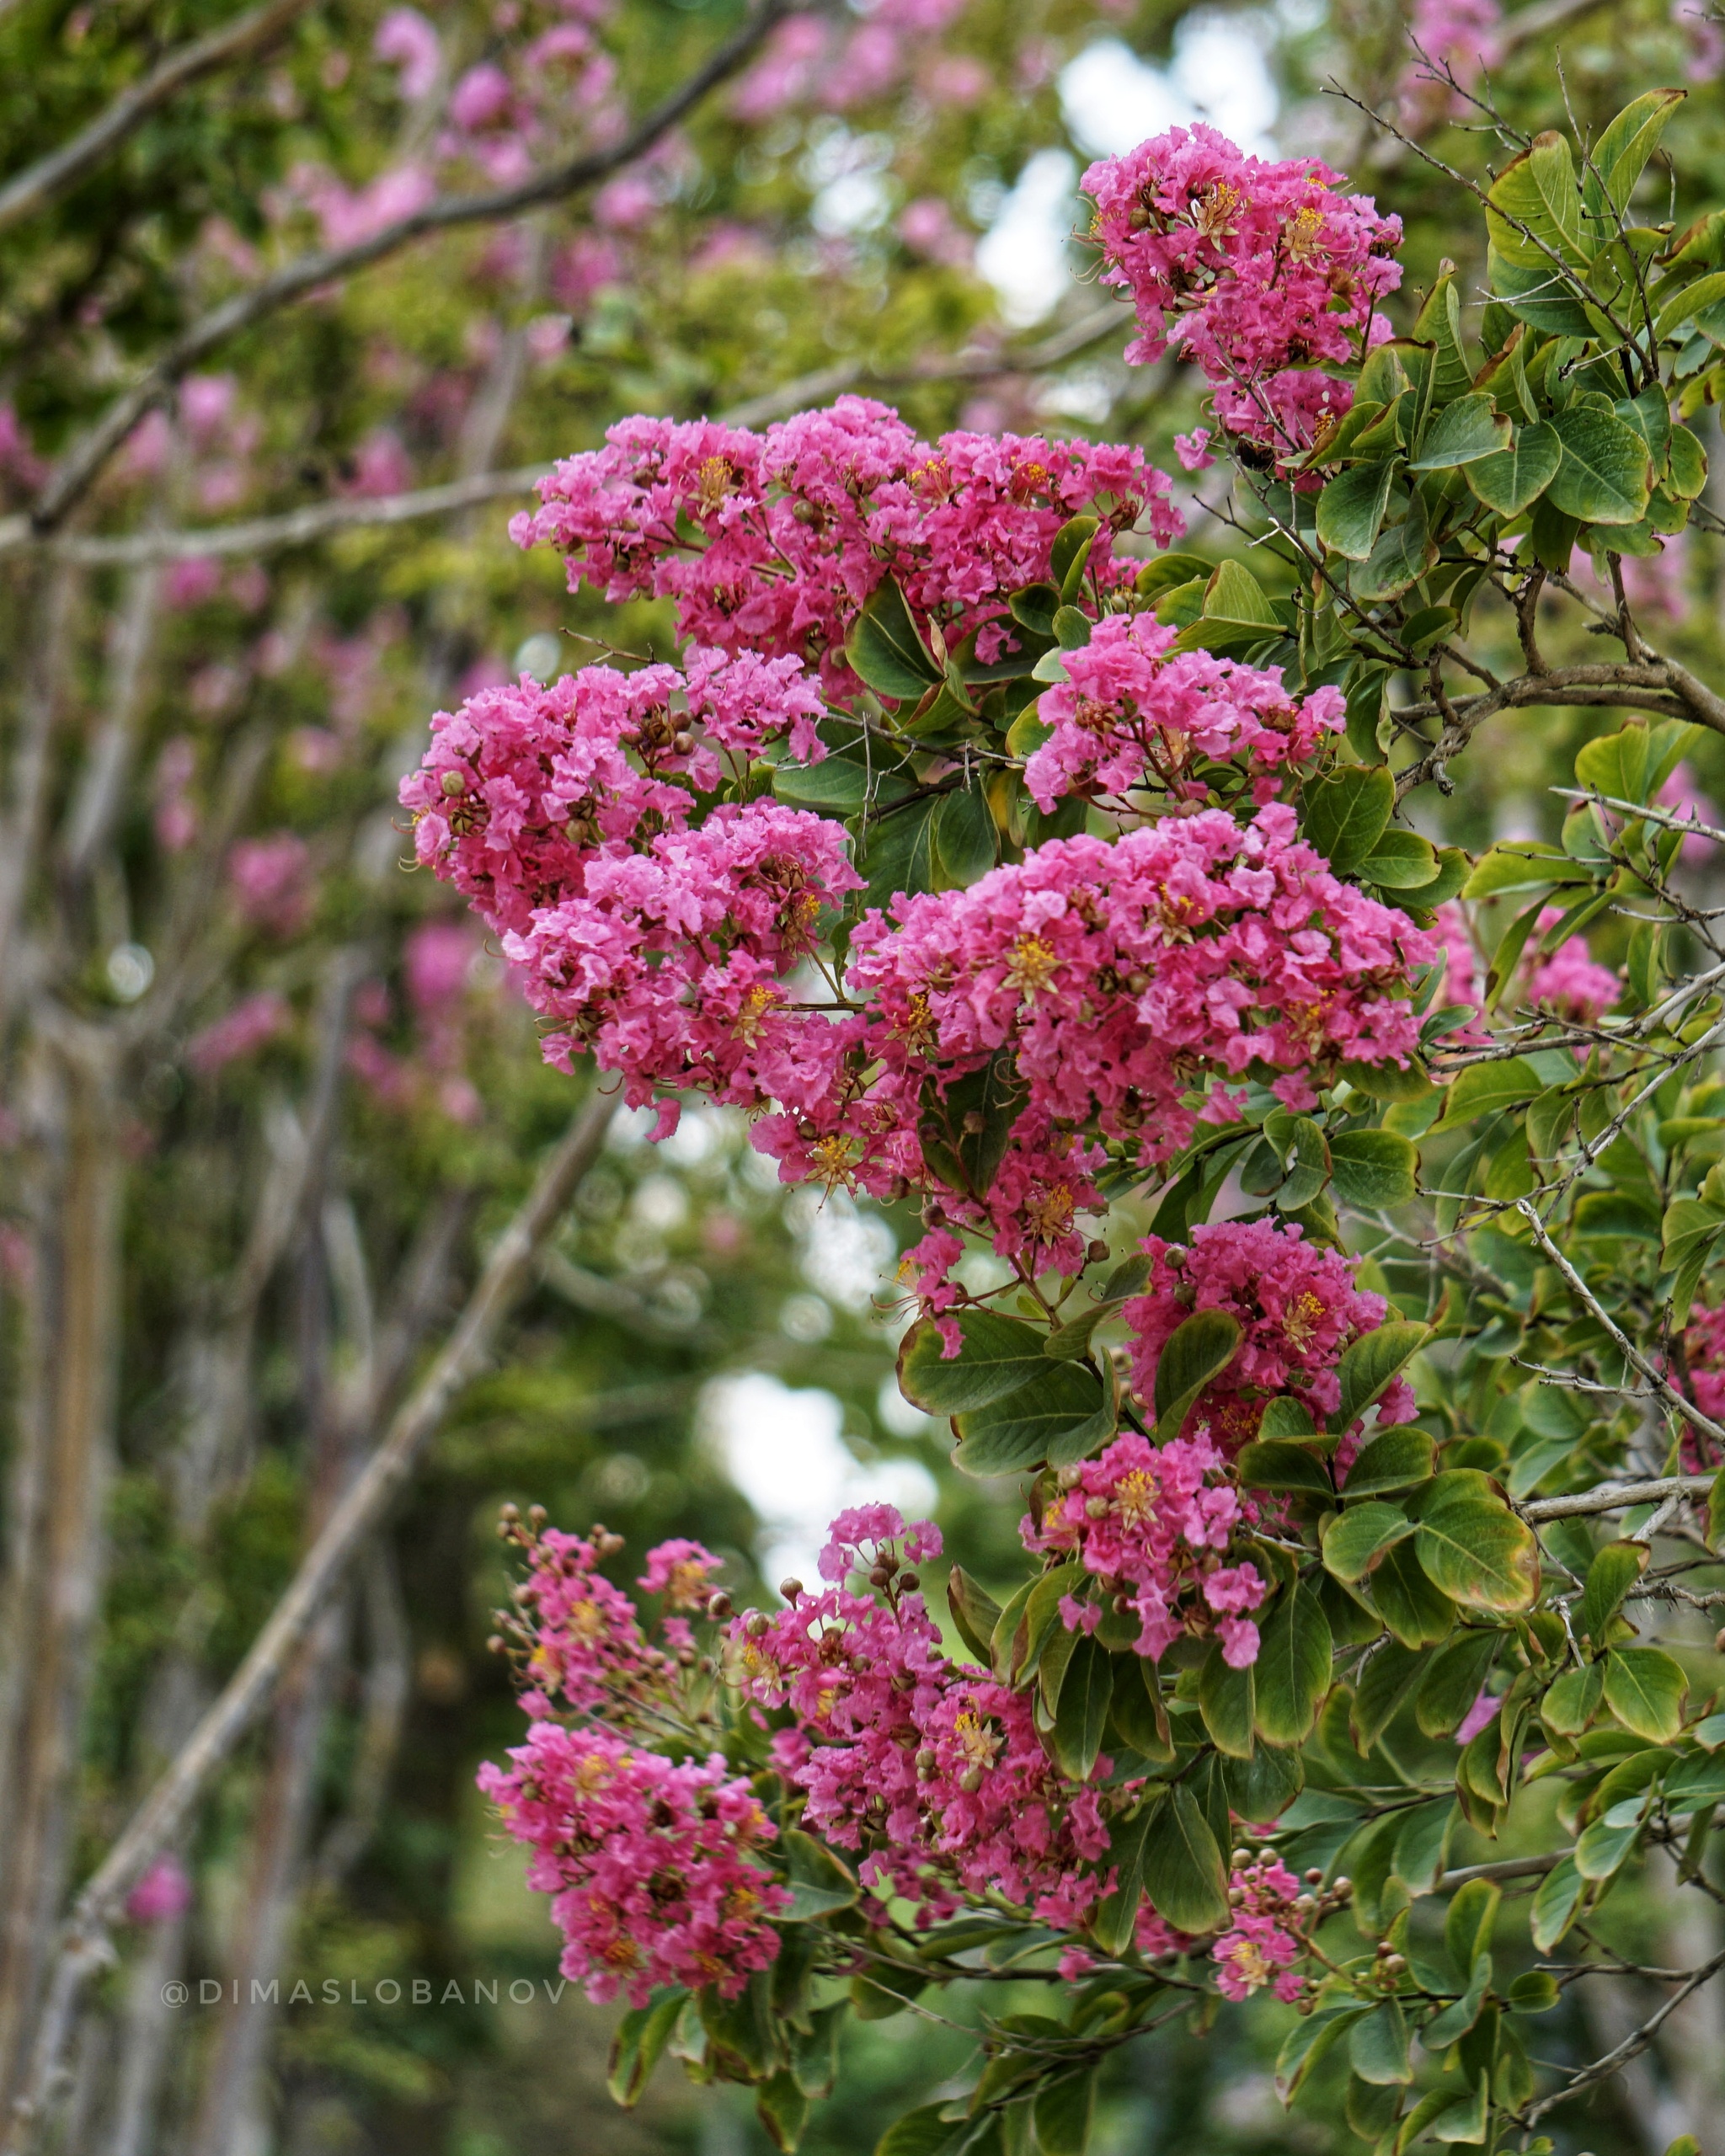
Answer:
24 0 796 534
0 1089 616 2156
0 0 317 236
1523 1474 1717 1524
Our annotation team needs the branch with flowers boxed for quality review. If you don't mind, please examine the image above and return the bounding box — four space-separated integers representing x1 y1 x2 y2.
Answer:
405 75 1725 2156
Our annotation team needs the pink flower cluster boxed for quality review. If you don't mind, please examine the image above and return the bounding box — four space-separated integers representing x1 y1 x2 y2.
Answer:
1525 910 1621 1025
510 398 1180 700
1027 611 1345 813
1124 1219 1418 1450
1023 1433 1265 1666
1685 1303 1725 1433
478 1727 788 2005
730 1508 1114 1929
1083 125 1402 465
1211 1854 1307 2003
511 1527 718 1718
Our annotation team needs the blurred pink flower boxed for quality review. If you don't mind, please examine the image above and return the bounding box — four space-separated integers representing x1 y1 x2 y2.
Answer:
152 737 199 853
187 993 291 1075
228 834 311 935
732 13 828 120
921 53 988 103
594 173 657 230
450 61 511 130
296 163 435 249
898 198 971 265
825 21 902 105
1674 0 1725 79
126 1854 193 1925
345 429 414 497
163 557 222 610
375 5 440 99
180 374 236 445
405 920 478 1015
551 234 623 312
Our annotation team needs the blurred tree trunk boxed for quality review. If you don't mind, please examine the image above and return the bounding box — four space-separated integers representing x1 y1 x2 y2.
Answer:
0 1023 124 2114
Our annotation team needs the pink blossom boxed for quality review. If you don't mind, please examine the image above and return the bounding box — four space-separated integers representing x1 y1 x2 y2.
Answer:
403 920 477 1014
1455 1687 1501 1744
163 557 222 610
1126 1219 1415 1449
1174 428 1214 472
637 1539 723 1606
1525 910 1621 1024
1023 1432 1261 1663
1675 0 1725 81
375 6 440 99
344 429 414 497
228 834 312 935
899 197 971 265
1212 1855 1306 2001
186 992 291 1075
450 62 510 130
126 1854 193 1925
152 736 199 853
1083 125 1401 470
480 1728 788 2005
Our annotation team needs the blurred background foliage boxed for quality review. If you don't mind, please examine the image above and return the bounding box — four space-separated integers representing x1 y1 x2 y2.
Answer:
3 0 1724 2151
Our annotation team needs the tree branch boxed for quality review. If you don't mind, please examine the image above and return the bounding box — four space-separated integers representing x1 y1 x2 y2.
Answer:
0 1089 615 2156
24 0 795 535
0 0 317 236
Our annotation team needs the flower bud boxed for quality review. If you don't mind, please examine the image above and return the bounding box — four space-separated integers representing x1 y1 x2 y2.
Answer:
916 1748 937 1774
1231 1848 1252 1869
672 731 695 757
1304 1867 1323 1885
1085 1496 1109 1519
527 1506 547 1529
868 1562 893 1588
1056 1465 1083 1488
1382 1953 1406 1975
745 1612 771 1638
486 1634 505 1654
959 1767 983 1794
706 1592 733 1620
440 769 466 797
1227 1886 1245 1906
1087 1240 1110 1264
1113 1593 1132 1614
1332 1876 1351 1898
899 1572 919 1593
779 1577 804 1602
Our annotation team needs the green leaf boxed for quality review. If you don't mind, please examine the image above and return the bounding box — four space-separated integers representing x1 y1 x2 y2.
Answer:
1394 1796 1457 1894
1530 1854 1585 1951
758 2071 812 2152
1033 2068 1097 2156
1462 839 1590 899
1349 1999 1413 2085
1581 1540 1649 1646
1584 89 1685 224
860 795 942 913
935 788 997 887
953 1362 1105 1477
1135 552 1215 603
1487 130 1585 268
1253 1582 1333 1746
1345 1427 1436 1496
946 1566 1003 1662
1051 1635 1114 1782
1359 827 1439 887
1352 1642 1429 1750
1576 1806 1645 1881
1439 1057 1543 1124
1091 1802 1158 1954
1541 1661 1604 1737
1199 1637 1257 1758
1316 460 1397 560
1367 1540 1457 1648
1140 1781 1229 1933
1277 2009 1370 2103
1167 558 1282 656
1322 1502 1416 1584
876 2105 963 2156
1352 494 1434 603
1416 1628 1502 1737
920 1054 1023 1201
1329 1129 1418 1210
1152 1308 1242 1441
1341 1056 1435 1103
1669 422 1708 498
1259 1396 1317 1440
1051 516 1101 600
1464 420 1562 515
1238 1440 1335 1497
1225 1737 1306 1824
1414 1470 1541 1612
899 1310 1048 1415
782 1829 862 1919
1335 1321 1431 1433
609 1990 687 2107
1409 393 1512 470
847 577 943 699
1547 407 1653 526
1487 249 1594 337
1604 1646 1688 1741
1301 765 1395 877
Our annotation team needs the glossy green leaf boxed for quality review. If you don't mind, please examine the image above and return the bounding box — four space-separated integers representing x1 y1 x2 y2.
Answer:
1352 493 1434 603
953 1362 1104 1476
1349 1999 1413 2085
609 1990 688 2107
1051 1635 1114 1782
1302 764 1395 877
1581 1540 1649 1645
1152 1307 1242 1441
899 1310 1048 1415
1547 406 1653 526
1316 460 1397 559
1345 1427 1436 1496
1033 2068 1096 2156
1253 1582 1333 1745
1322 1502 1417 1583
1439 1056 1543 1123
946 1566 1002 1662
1140 1781 1229 1933
1409 392 1511 470
935 787 997 886
1463 420 1562 515
1414 1470 1541 1612
1530 1854 1586 1951
1335 1321 1431 1433
1199 1637 1257 1758
1416 1628 1502 1737
847 576 943 698
1328 1129 1418 1210
1584 89 1685 223
1238 1439 1335 1496
1167 558 1282 656
1604 1646 1688 1741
